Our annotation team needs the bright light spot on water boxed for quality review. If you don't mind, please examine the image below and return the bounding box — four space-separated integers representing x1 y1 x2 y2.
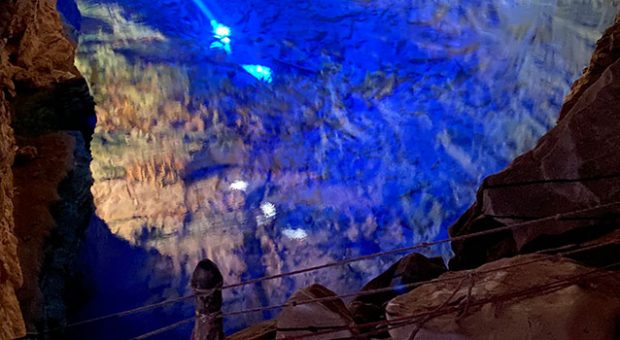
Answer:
229 180 248 192
210 20 232 54
241 64 273 83
214 25 231 38
210 40 231 54
282 228 308 240
260 202 277 218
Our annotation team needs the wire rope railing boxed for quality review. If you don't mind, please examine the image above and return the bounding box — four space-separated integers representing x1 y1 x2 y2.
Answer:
130 238 619 339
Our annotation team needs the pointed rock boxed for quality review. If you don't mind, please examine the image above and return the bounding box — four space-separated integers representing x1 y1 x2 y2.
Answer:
276 284 358 339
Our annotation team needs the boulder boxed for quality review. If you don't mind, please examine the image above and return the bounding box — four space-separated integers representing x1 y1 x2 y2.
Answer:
227 320 276 340
349 253 446 338
275 284 357 339
449 15 620 270
386 254 620 340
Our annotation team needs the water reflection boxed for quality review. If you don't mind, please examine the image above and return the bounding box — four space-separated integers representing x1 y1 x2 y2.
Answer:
68 0 619 337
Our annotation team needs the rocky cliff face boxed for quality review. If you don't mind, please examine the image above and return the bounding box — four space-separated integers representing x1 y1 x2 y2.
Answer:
0 70 23 340
449 13 620 271
0 0 94 338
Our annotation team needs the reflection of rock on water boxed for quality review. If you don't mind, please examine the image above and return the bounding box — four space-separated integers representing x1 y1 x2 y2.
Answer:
72 0 620 336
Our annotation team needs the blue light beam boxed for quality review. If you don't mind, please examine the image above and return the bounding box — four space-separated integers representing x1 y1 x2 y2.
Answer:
190 0 232 54
189 0 216 21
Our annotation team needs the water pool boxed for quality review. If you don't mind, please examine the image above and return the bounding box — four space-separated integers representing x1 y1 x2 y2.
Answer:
64 0 619 337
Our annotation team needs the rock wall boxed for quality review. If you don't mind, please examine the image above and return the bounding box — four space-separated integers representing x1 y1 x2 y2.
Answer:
449 13 620 270
0 68 24 340
0 0 93 338
386 254 620 340
13 132 93 332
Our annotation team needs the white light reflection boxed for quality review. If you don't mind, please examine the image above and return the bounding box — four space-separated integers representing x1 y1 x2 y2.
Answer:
229 180 248 192
210 20 232 54
282 228 308 240
241 64 273 83
260 201 277 218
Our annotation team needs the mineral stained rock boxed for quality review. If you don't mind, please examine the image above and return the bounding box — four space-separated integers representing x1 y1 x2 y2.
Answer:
385 254 620 340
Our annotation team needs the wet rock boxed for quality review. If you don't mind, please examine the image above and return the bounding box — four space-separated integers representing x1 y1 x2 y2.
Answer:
57 0 82 42
72 0 620 335
349 253 446 338
386 254 620 340
450 15 620 270
275 284 357 339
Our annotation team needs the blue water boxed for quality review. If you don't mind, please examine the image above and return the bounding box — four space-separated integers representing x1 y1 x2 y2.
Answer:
61 0 619 338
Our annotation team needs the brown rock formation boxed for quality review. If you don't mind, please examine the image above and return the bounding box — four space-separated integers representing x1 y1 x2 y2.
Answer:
227 320 276 340
12 132 92 331
449 13 620 270
349 253 447 338
0 78 24 340
0 0 91 337
560 13 620 120
275 284 358 339
386 254 620 340
1 0 80 90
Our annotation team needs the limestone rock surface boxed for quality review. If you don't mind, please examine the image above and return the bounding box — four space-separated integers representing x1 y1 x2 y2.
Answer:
275 284 358 339
350 253 446 338
13 133 75 331
0 1 88 338
1 0 80 90
0 83 24 340
450 14 620 270
13 131 93 331
386 254 620 340
227 320 276 340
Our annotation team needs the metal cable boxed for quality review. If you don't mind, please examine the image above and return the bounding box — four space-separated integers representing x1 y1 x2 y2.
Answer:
288 260 620 339
130 239 618 339
131 317 195 340
46 201 620 333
